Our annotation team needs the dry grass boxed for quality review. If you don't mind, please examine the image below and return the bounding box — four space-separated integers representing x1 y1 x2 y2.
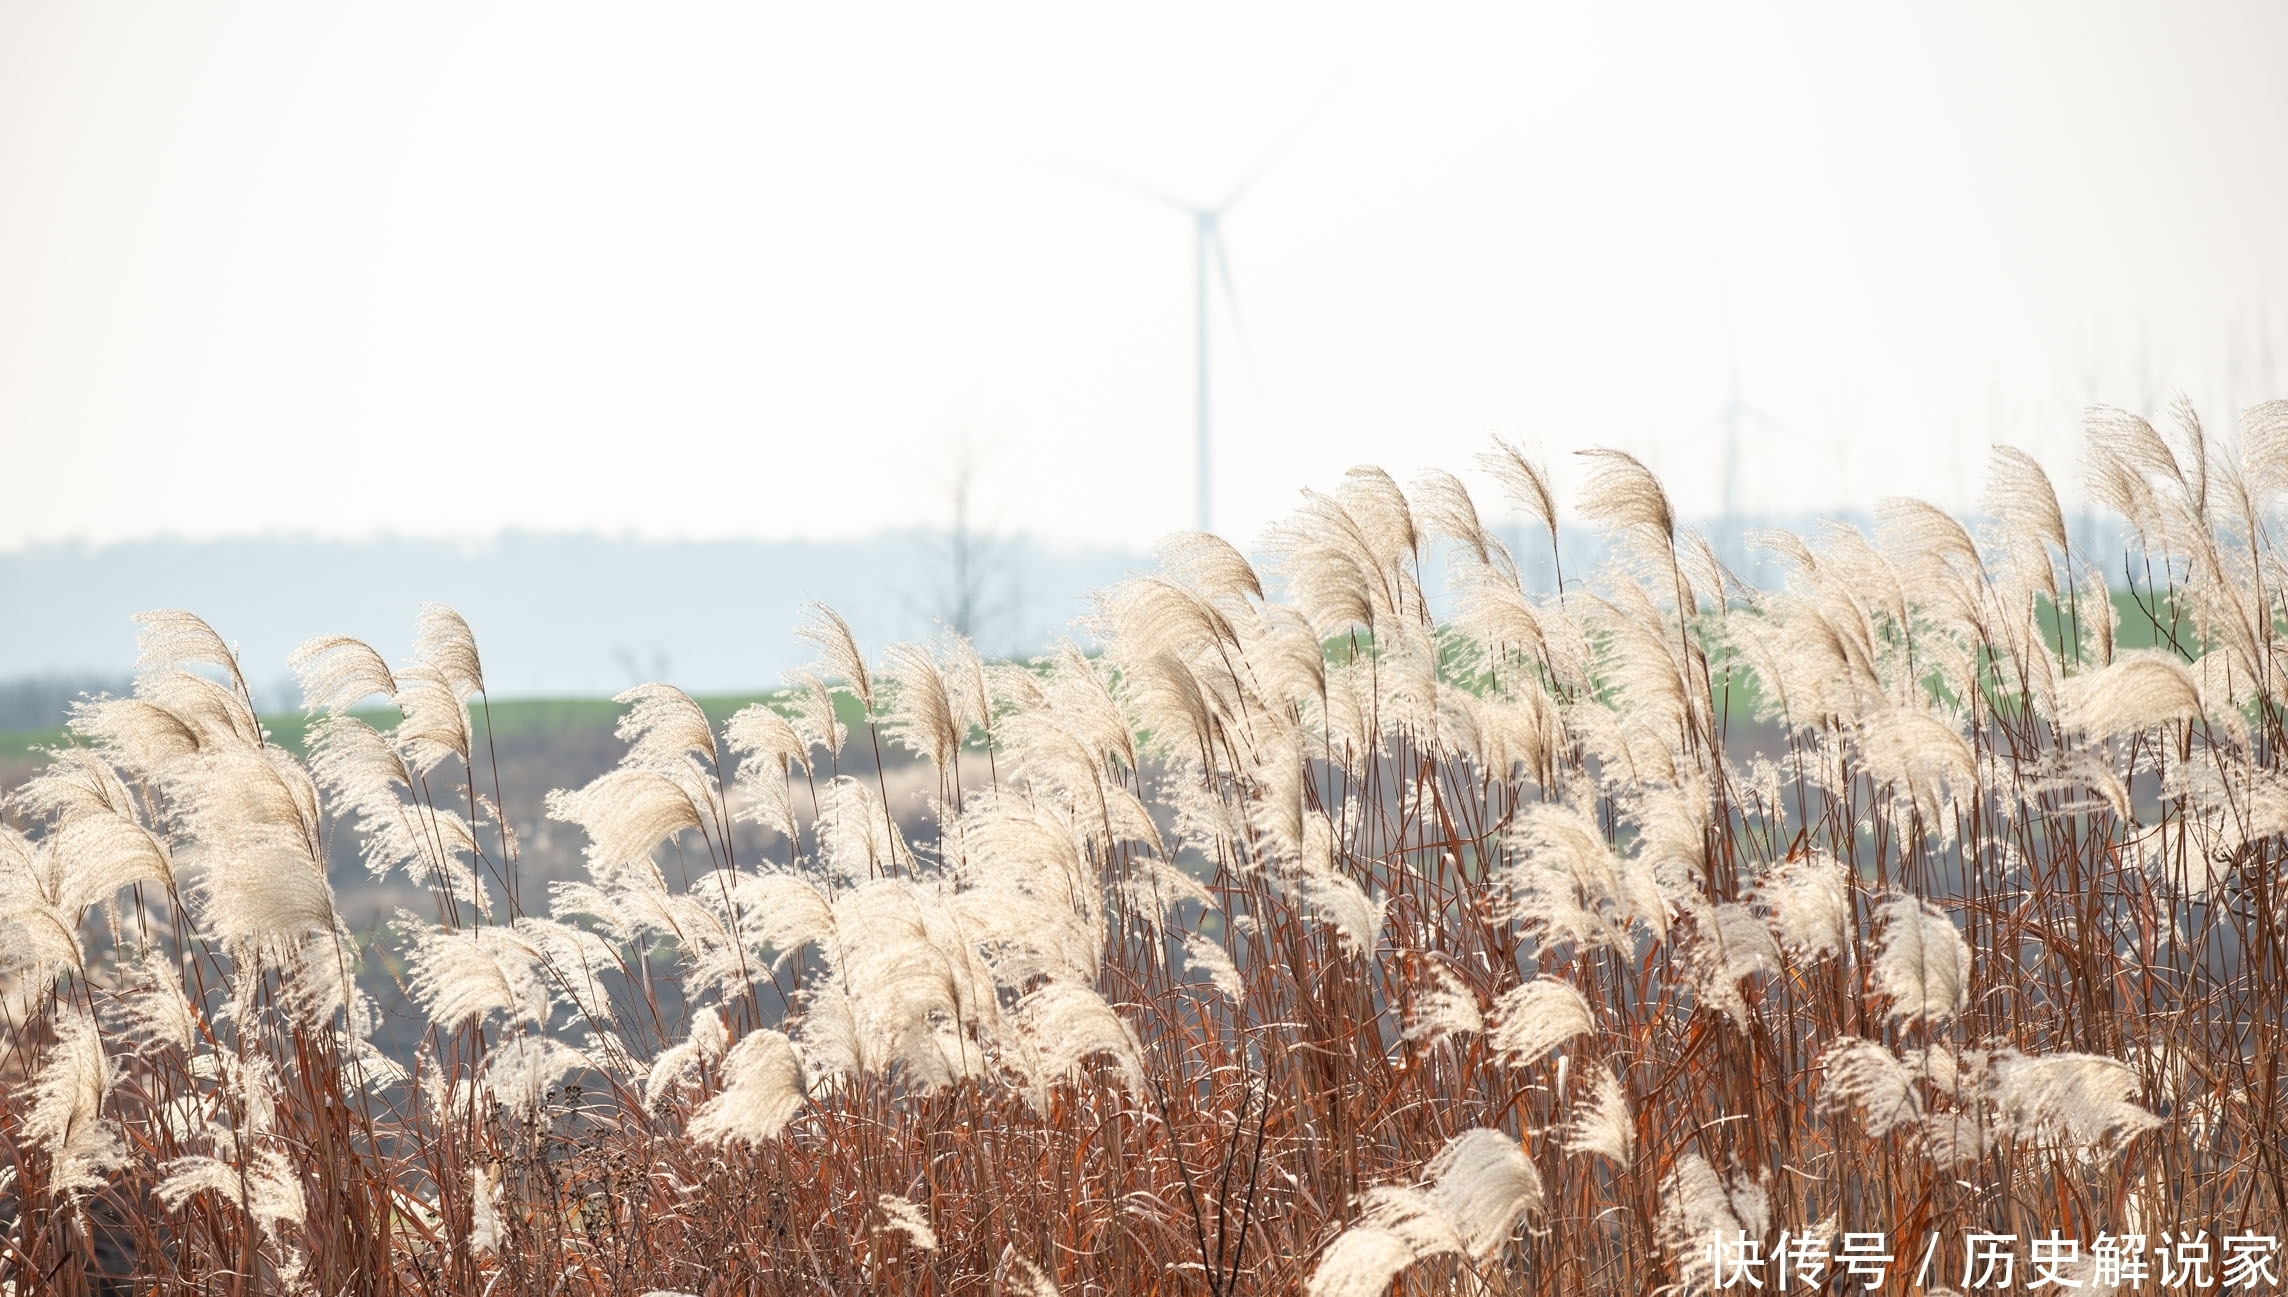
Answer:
4 402 2286 1294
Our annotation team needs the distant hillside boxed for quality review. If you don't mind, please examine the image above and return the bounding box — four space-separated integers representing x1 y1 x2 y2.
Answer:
0 530 1149 704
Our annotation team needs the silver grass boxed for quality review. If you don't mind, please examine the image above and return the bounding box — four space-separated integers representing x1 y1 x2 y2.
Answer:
1487 978 1594 1066
1181 929 1244 1002
1411 466 1501 574
133 609 249 696
393 661 474 775
1403 962 1485 1046
796 602 874 709
1113 856 1216 936
1752 852 1850 960
1010 980 1146 1098
288 634 398 715
1984 444 2068 597
402 917 550 1029
1575 448 1674 547
880 641 961 770
2060 650 2204 738
1871 895 1972 1026
1478 435 1559 541
791 987 861 1087
470 1163 505 1253
2241 398 2288 502
1656 1152 1772 1291
410 603 485 697
830 879 987 1087
19 1008 123 1198
482 1035 593 1118
51 810 174 916
1424 1127 1544 1257
64 697 198 784
1306 1128 1539 1297
1857 706 1976 818
1689 901 1782 1027
815 775 913 883
785 669 849 759
725 702 808 842
1562 1066 1634 1167
614 682 719 769
546 766 706 875
1155 529 1263 604
1819 1037 1922 1137
684 1030 803 1145
1264 491 1394 635
1339 465 1422 580
136 669 262 752
1297 861 1386 958
1989 1050 2163 1154
645 1006 729 1109
998 1249 1063 1297
875 1193 939 1251
155 1147 305 1241
119 949 199 1054
14 748 140 827
728 870 837 967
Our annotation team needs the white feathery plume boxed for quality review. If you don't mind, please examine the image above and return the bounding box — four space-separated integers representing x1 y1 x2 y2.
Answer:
136 669 261 752
51 809 174 916
156 1147 307 1243
875 1193 939 1251
784 670 848 759
482 1036 593 1118
1297 866 1386 958
1424 1127 1544 1256
120 949 199 1054
15 748 140 827
289 634 398 715
403 917 550 1029
393 660 474 775
1820 1037 1923 1137
1656 1152 1772 1291
19 1008 124 1198
1011 980 1146 1098
791 987 861 1088
1983 444 2068 598
1403 962 1484 1047
614 682 718 770
1182 929 1244 1002
411 604 485 696
880 642 961 770
725 702 808 842
2060 650 2204 738
1156 529 1263 604
1690 901 1782 1026
729 870 838 967
814 775 913 884
1752 852 1851 960
797 603 875 710
134 609 249 697
1411 466 1500 574
1487 978 1594 1066
998 1249 1063 1297
546 767 706 876
0 831 81 984
1871 895 1972 1026
1478 435 1559 542
1562 1066 1634 1167
646 1006 730 1109
470 1162 505 1253
1857 707 1976 819
1989 1051 2163 1154
1306 1128 1541 1297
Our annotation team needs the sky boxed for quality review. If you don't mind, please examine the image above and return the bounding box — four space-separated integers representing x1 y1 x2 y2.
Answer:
4 2 2287 557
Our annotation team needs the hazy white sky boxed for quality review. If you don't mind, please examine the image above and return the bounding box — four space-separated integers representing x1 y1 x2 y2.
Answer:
4 2 2286 554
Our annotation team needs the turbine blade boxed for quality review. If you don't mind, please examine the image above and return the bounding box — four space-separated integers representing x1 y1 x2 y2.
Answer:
1211 228 1276 435
1217 73 1348 211
1052 159 1196 213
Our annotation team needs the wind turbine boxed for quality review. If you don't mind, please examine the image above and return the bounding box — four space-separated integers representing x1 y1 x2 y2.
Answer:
1076 134 1301 535
1710 284 1789 571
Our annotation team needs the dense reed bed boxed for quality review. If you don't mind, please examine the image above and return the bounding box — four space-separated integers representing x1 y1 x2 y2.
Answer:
4 403 2285 1294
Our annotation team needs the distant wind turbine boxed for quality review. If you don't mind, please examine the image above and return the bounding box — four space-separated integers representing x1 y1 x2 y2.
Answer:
1074 90 1336 533
1710 285 1789 569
